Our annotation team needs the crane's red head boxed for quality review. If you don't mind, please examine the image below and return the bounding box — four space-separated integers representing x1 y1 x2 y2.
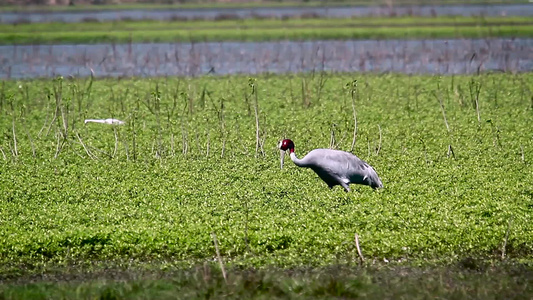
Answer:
279 139 295 153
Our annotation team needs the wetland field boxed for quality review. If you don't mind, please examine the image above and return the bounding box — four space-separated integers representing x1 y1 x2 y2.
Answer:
0 73 532 298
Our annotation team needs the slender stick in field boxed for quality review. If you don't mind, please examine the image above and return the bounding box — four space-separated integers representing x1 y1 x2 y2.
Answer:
354 233 365 263
347 80 358 152
250 78 262 157
329 124 336 149
54 132 62 159
219 97 226 158
206 128 210 158
194 127 201 157
501 216 514 260
38 91 52 138
376 125 382 156
0 146 6 160
132 110 137 161
112 127 119 158
447 145 455 159
181 118 188 156
154 87 163 159
243 198 251 253
367 137 371 158
23 122 36 159
468 79 482 123
75 132 96 159
434 91 450 132
211 233 228 284
11 118 18 158
170 133 175 157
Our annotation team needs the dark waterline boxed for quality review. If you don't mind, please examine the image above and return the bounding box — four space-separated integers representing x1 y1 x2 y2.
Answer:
1 4 532 23
1 39 532 79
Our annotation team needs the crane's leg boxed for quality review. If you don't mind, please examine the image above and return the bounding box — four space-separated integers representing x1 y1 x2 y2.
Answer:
340 182 351 192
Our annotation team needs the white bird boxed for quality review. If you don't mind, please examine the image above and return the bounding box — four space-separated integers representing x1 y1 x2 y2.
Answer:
84 118 125 125
279 139 383 192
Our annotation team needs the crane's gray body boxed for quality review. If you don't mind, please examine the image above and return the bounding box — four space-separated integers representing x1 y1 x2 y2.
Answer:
290 148 383 191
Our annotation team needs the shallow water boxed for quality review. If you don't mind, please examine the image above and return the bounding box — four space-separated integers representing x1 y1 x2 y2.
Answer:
1 39 531 79
1 4 532 23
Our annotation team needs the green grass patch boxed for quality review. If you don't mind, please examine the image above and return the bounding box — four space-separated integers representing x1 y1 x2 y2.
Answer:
1 16 532 44
5 16 532 32
0 73 532 297
0 72 532 270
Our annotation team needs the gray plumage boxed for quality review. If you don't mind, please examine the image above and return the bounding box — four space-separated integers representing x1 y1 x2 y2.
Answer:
279 139 382 192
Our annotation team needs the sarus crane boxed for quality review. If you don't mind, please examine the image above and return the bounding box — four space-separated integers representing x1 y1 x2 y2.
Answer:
279 139 383 192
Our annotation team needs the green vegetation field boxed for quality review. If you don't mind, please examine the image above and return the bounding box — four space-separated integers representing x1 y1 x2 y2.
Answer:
2 16 532 44
0 73 532 298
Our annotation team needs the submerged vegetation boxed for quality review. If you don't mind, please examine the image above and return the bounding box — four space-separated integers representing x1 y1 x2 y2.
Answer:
0 73 532 297
1 16 532 44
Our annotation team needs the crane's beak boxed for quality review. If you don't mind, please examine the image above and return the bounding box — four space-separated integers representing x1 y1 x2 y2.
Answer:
280 149 286 169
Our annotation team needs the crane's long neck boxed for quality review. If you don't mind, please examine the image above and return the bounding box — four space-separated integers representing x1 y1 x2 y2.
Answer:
289 151 308 167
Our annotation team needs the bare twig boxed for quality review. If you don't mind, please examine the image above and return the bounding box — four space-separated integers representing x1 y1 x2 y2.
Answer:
206 129 210 158
170 133 175 157
221 135 226 158
251 79 262 157
181 119 188 156
12 118 18 157
501 216 514 260
468 79 482 123
54 132 62 159
243 199 251 253
211 233 228 284
367 137 371 158
420 138 429 166
348 80 358 152
301 78 309 107
132 111 137 161
0 146 6 160
24 123 36 158
376 125 382 156
329 124 336 149
447 144 455 159
434 91 450 132
112 127 119 158
76 132 97 160
355 233 365 262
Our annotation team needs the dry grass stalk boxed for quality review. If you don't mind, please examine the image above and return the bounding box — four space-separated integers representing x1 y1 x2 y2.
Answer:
501 216 514 260
434 91 450 132
12 118 18 157
0 146 6 160
447 144 455 159
211 233 228 284
347 80 358 152
76 132 97 160
376 125 382 156
112 127 119 158
355 233 365 262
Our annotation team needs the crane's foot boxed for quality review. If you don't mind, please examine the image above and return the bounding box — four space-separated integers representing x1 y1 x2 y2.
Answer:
339 181 351 192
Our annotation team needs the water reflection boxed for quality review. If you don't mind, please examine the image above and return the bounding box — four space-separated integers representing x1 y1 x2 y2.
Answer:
1 4 531 23
1 39 531 79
